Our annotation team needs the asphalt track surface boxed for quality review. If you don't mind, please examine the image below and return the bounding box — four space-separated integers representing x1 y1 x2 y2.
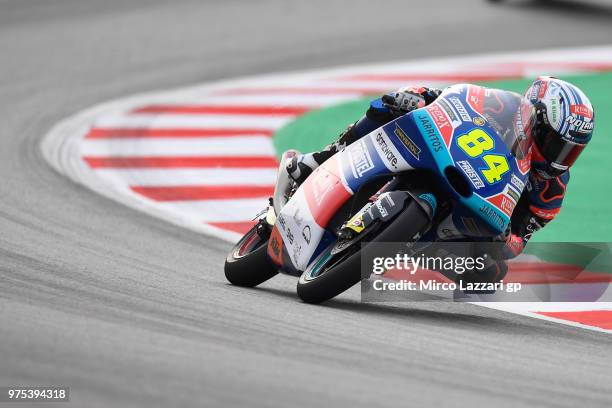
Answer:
1 1 612 407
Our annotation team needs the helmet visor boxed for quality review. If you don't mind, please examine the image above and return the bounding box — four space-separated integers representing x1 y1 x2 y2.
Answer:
534 126 586 169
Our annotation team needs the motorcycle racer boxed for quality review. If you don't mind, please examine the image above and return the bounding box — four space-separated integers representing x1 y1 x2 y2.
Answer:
285 76 595 285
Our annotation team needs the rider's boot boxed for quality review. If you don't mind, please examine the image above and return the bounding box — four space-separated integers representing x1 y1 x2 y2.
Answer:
286 124 361 185
285 151 324 185
285 143 341 185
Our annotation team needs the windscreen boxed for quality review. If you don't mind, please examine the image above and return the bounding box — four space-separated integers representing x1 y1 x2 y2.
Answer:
480 88 535 160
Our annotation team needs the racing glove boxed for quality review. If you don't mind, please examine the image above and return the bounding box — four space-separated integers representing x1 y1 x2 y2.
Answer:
381 86 442 116
492 223 525 260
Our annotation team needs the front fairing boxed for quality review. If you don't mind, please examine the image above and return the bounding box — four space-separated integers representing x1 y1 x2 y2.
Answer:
381 84 533 236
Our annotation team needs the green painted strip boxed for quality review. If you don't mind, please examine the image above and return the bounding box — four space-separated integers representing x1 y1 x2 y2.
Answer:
273 72 612 243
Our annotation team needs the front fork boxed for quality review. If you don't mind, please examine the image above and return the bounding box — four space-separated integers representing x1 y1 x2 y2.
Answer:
338 177 439 241
262 149 299 233
271 150 299 218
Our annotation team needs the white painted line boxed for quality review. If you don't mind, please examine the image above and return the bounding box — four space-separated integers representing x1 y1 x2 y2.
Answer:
93 113 293 129
80 137 275 157
177 94 357 106
158 199 269 222
93 168 278 186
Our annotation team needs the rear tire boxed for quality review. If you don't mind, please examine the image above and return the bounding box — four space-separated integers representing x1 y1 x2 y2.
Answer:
296 199 429 304
224 223 278 287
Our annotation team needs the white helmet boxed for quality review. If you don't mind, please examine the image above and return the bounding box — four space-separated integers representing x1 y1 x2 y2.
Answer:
521 76 594 177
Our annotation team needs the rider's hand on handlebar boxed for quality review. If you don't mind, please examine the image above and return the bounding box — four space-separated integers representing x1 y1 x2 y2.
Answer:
381 86 428 116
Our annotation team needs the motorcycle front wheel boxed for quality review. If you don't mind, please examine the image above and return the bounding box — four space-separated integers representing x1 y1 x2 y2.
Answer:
296 198 430 304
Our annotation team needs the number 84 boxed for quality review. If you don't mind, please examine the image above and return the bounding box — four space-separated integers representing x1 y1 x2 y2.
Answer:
457 129 509 184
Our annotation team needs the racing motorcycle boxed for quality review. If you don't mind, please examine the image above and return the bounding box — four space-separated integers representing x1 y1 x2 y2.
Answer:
224 84 534 303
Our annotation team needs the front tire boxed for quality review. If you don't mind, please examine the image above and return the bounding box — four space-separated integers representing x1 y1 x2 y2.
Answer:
224 223 278 287
296 199 430 304
297 244 362 304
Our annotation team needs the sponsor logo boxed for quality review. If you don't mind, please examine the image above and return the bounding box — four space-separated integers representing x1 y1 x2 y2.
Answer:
277 210 302 260
350 218 365 233
344 213 365 234
370 192 402 222
450 97 471 122
570 104 593 119
530 80 549 100
472 116 485 126
510 174 525 192
375 200 389 218
427 103 453 146
506 186 520 203
375 132 398 169
285 225 295 245
438 98 459 123
566 115 594 132
524 216 543 242
349 140 374 178
415 113 443 153
550 98 559 125
394 123 422 160
488 191 517 217
500 195 516 216
278 214 287 230
457 160 485 189
478 204 505 229
301 225 311 244
428 103 452 131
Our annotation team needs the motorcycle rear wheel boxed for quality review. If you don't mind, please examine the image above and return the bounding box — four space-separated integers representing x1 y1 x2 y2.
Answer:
224 222 278 287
